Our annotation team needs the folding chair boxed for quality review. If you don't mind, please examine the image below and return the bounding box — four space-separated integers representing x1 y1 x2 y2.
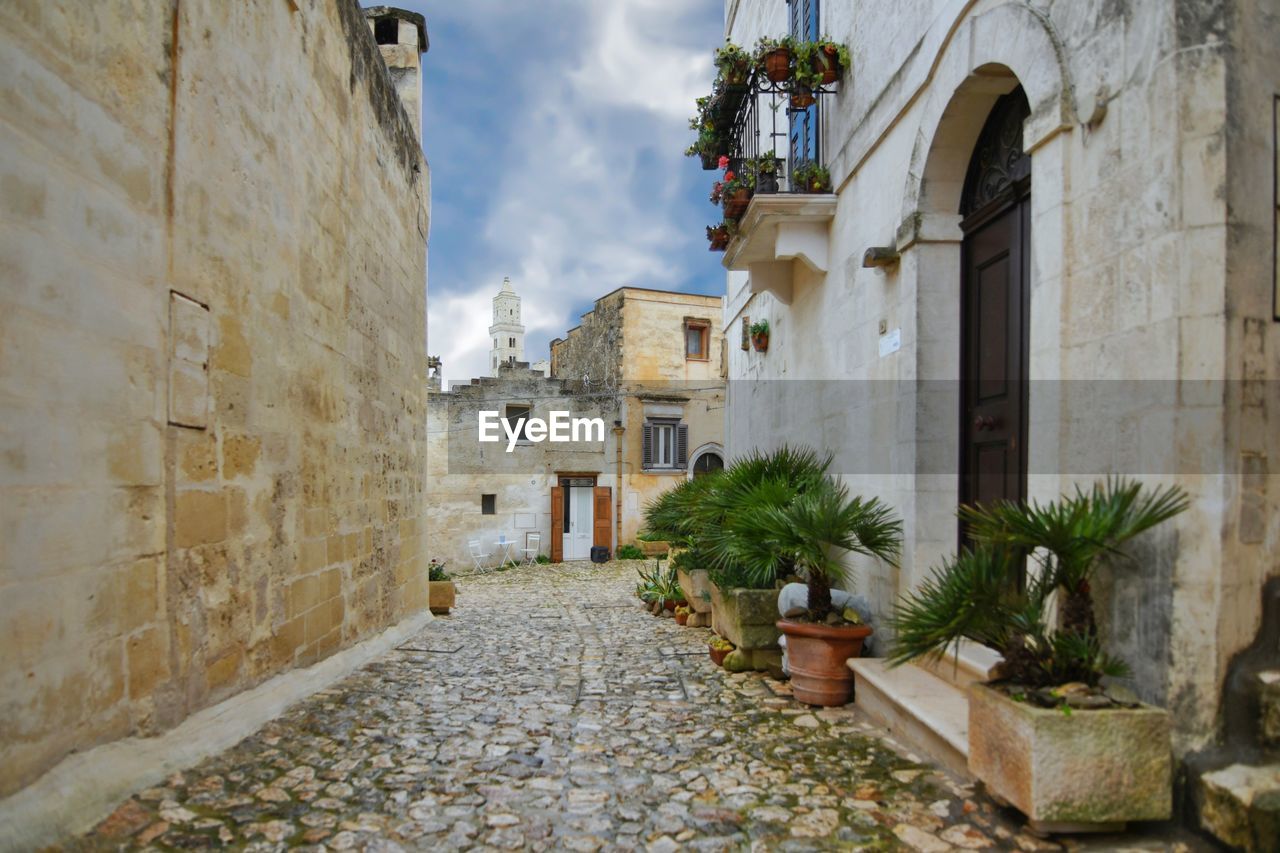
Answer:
467 539 491 572
522 533 541 566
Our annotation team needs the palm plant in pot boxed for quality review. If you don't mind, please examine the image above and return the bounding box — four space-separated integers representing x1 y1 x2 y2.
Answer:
749 319 769 351
890 478 1189 830
732 476 900 705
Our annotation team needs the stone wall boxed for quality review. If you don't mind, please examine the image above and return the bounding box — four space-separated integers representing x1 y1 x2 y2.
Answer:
721 0 1279 754
0 0 429 797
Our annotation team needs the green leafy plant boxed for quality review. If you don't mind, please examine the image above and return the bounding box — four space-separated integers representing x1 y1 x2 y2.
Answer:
791 162 832 192
709 636 735 652
737 475 901 619
749 319 769 337
635 560 684 607
789 40 825 91
813 36 852 76
617 544 646 560
535 553 551 564
714 40 752 84
428 561 451 582
753 151 780 175
890 478 1190 688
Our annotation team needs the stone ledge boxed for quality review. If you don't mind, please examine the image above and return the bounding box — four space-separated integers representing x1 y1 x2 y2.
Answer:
0 608 435 851
849 658 970 775
722 194 838 306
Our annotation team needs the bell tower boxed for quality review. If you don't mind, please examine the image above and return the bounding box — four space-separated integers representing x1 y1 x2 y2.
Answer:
488 277 525 375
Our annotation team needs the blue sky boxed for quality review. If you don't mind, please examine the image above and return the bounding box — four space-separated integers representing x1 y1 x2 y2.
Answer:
387 1 727 384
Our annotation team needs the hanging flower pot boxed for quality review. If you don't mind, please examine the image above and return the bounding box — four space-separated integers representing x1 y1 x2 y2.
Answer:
812 44 841 85
699 150 718 170
763 47 791 83
707 225 730 252
790 84 816 110
749 320 769 352
722 187 751 220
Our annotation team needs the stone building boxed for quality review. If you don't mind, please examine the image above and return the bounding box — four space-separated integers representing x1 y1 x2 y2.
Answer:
488 276 526 376
0 0 430 817
552 287 727 547
425 287 726 569
715 0 1278 833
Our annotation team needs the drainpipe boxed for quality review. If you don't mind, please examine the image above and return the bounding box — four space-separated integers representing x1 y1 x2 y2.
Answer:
613 419 624 551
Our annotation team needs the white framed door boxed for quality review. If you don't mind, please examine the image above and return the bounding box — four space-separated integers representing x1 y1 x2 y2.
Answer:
563 486 594 560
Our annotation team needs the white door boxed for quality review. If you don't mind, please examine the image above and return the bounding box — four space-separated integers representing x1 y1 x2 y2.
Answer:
563 487 594 560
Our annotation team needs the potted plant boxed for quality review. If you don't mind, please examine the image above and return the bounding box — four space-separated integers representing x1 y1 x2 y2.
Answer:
428 560 455 615
890 478 1189 831
733 477 901 706
810 37 851 85
709 636 735 667
714 40 752 87
707 224 730 251
791 162 832 193
755 36 792 84
749 319 769 351
753 151 780 194
675 605 691 626
719 159 753 221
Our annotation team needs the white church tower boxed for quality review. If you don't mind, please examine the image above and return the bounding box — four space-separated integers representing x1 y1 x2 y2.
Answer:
488 276 524 375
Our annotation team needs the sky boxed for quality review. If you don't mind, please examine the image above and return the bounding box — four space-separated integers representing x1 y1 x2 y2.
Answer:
389 0 727 385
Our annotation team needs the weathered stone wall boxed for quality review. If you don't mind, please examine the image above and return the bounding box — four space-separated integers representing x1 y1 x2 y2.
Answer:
551 291 625 389
722 0 1278 754
0 0 429 797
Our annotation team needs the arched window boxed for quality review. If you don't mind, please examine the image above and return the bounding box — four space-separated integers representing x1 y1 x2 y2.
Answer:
691 450 724 478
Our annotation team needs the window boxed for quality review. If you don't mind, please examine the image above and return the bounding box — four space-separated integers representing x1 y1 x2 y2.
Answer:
788 0 820 166
481 494 496 514
374 17 399 45
509 337 516 348
503 404 531 442
643 420 688 470
692 451 724 478
685 321 710 360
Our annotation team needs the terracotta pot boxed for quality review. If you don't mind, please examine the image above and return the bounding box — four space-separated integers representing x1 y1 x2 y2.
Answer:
663 599 678 612
675 611 689 626
813 46 840 84
752 333 769 352
790 85 815 109
723 188 751 220
709 646 732 666
777 619 873 706
708 230 729 251
763 47 790 83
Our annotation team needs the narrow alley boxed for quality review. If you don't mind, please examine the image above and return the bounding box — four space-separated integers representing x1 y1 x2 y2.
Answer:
72 562 1198 852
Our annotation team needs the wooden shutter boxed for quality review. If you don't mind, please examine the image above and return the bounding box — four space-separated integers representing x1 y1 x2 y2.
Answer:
593 487 612 550
642 423 653 466
550 486 564 563
676 424 689 466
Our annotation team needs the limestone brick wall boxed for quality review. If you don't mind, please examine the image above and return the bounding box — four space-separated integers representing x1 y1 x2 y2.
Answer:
721 0 1279 753
0 0 428 797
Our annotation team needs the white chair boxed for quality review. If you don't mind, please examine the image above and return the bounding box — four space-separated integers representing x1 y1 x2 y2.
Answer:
468 539 491 572
522 533 541 566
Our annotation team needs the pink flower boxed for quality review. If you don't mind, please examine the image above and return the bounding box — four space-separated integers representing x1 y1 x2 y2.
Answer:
718 155 730 169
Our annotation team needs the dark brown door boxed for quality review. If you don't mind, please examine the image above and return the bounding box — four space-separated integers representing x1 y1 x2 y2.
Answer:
550 486 564 563
593 487 613 550
958 88 1031 522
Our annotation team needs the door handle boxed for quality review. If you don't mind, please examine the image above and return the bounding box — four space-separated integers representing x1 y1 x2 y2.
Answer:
973 415 995 431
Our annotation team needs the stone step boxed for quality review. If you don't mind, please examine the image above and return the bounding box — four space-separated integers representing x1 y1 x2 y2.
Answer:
916 640 1003 690
1195 762 1280 852
848 657 970 778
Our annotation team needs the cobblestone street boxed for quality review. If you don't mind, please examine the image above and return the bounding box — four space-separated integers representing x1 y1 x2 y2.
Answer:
74 562 1198 852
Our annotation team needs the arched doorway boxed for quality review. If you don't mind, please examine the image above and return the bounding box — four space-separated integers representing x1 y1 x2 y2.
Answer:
688 446 724 479
958 87 1031 515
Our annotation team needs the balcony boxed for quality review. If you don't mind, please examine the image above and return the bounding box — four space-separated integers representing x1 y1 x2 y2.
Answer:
690 41 844 303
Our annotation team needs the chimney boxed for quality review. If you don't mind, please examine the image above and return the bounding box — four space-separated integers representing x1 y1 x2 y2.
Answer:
364 6 428 144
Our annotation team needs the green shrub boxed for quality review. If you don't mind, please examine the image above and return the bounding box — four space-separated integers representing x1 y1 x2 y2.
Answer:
535 554 551 564
428 562 451 582
616 544 646 560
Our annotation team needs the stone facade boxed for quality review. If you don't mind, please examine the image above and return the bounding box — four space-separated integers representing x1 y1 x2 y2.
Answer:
720 0 1279 760
0 0 429 798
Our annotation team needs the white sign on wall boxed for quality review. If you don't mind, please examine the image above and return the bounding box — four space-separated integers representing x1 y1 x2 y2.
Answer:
879 328 902 358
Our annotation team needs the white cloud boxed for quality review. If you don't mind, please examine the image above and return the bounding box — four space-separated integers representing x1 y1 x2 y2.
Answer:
415 1 723 385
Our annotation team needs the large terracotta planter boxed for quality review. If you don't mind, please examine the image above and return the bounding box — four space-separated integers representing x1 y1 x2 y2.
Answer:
777 619 872 706
639 540 670 558
968 683 1172 832
710 586 781 672
428 581 456 615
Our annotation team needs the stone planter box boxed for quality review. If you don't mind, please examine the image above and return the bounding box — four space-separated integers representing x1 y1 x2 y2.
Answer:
639 540 670 558
428 581 456 615
710 585 781 672
968 683 1172 832
677 567 713 628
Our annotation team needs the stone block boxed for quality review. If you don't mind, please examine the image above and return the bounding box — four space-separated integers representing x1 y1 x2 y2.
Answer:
127 626 169 700
710 585 780 652
168 293 209 429
221 433 260 479
967 683 1172 826
173 489 227 549
428 580 455 615
1196 763 1280 853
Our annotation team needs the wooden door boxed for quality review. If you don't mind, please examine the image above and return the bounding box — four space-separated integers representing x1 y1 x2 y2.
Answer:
593 487 612 551
550 486 564 563
958 88 1031 523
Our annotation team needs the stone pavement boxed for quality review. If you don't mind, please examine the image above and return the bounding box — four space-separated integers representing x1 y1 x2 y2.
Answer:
70 561 1207 851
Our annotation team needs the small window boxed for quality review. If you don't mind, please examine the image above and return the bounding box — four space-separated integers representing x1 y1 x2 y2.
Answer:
685 322 709 360
481 494 496 514
374 17 399 45
503 405 531 442
692 451 724 477
643 420 688 470
509 337 516 348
